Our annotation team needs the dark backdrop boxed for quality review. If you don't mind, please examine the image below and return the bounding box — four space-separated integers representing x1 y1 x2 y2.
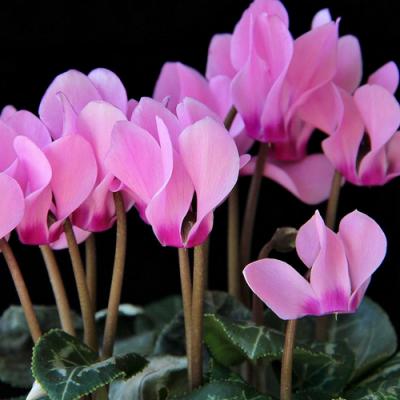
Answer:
1 1 399 397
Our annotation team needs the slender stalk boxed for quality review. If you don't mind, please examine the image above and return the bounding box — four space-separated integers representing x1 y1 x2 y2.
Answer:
325 171 342 230
228 185 240 299
85 234 97 311
280 320 297 400
240 143 269 304
40 245 76 336
0 239 42 343
203 238 210 291
102 192 127 359
64 219 98 351
191 244 207 389
178 248 193 387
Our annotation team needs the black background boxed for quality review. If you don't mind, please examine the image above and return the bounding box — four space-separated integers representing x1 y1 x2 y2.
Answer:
1 0 399 397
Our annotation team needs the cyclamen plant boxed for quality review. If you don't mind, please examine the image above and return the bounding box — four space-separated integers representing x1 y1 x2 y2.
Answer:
0 1 399 399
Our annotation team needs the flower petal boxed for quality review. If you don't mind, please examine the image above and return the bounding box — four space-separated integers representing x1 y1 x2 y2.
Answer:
88 68 128 113
0 120 18 170
311 8 332 28
1 105 17 120
206 34 236 79
176 97 221 129
39 69 101 138
243 258 319 320
368 61 399 94
338 210 386 300
179 118 240 246
0 174 24 239
44 135 97 220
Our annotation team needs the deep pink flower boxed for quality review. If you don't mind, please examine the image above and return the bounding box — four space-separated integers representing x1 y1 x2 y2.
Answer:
322 67 400 186
0 107 97 245
106 98 242 247
38 69 134 231
0 173 24 240
243 210 386 319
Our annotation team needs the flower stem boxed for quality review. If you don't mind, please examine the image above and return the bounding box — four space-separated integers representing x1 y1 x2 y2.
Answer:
102 192 127 359
178 248 193 387
64 219 98 351
85 234 97 311
280 319 297 400
240 142 269 304
40 245 76 336
0 239 42 343
191 243 206 389
325 171 342 230
228 185 240 299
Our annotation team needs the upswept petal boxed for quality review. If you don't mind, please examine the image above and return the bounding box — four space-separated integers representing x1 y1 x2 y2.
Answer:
249 0 289 26
105 121 165 208
131 97 181 146
88 68 128 113
45 135 97 220
322 90 364 184
76 101 126 177
368 61 399 94
335 35 363 93
311 9 332 28
0 173 24 239
243 259 319 320
39 69 101 138
6 111 52 148
51 225 91 250
12 136 52 244
385 132 400 180
241 154 335 204
355 84 400 150
127 99 138 119
338 210 386 300
0 120 18 170
176 97 221 129
206 34 236 79
153 62 217 114
231 49 269 139
0 105 17 120
179 118 240 245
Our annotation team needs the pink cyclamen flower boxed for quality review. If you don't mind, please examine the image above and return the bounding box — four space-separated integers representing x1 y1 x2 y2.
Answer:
39 69 134 231
0 106 97 245
244 210 386 319
322 64 400 186
106 97 242 247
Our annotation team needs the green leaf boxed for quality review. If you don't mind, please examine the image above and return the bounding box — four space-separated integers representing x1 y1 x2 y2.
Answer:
110 356 187 400
345 353 400 400
32 329 148 400
174 381 273 400
207 358 244 384
293 342 354 397
328 298 397 379
0 305 81 388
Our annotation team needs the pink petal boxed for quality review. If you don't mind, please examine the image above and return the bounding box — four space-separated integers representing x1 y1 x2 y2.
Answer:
56 93 78 137
287 22 338 99
51 226 91 250
322 89 364 184
0 120 18 170
105 121 165 208
12 136 52 244
88 68 128 113
176 98 221 129
76 100 126 178
354 84 400 150
127 99 138 119
368 61 399 94
208 75 233 118
153 62 217 114
131 97 180 146
242 154 336 205
1 105 17 121
44 135 97 220
0 174 24 239
296 83 343 135
249 0 289 26
39 69 101 138
335 35 363 93
243 258 320 320
311 9 332 28
206 34 236 79
386 132 400 180
338 210 387 304
6 110 52 148
179 118 240 246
